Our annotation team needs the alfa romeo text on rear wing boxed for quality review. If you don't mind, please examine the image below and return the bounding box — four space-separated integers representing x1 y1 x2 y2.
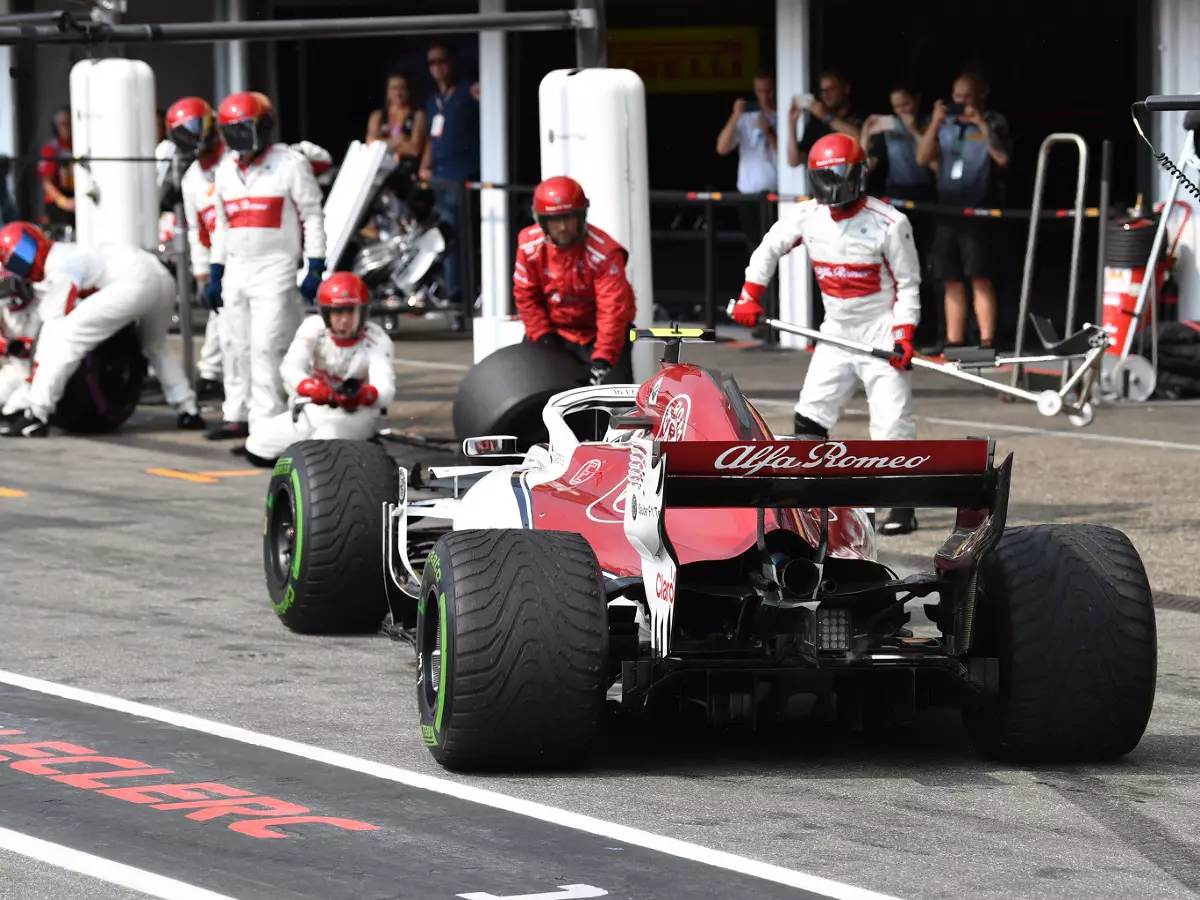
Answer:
655 438 1008 511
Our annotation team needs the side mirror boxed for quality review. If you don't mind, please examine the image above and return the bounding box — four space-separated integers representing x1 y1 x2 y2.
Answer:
462 435 523 458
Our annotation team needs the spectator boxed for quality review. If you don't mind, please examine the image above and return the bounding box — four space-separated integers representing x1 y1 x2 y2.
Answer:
786 68 863 167
366 72 426 177
862 86 936 202
715 70 777 253
916 71 1012 349
418 40 480 306
38 107 75 232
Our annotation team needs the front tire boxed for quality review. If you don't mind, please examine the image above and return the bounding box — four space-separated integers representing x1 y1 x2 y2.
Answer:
52 324 146 434
416 529 609 771
263 439 399 634
964 524 1157 762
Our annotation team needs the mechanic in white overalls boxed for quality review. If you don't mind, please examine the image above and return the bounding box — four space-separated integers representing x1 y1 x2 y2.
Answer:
243 272 395 465
730 132 923 536
0 272 39 418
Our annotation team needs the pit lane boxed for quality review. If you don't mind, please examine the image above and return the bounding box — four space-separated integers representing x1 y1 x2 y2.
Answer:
1 331 1199 900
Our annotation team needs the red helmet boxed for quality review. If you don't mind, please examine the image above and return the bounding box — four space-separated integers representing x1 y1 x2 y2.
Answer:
317 272 370 347
217 91 275 159
166 97 219 156
0 222 52 282
807 133 867 208
533 175 588 247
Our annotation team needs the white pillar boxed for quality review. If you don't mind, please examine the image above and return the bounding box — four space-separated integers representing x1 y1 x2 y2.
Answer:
228 0 249 95
213 0 229 101
478 0 510 319
774 0 813 348
0 0 14 159
1152 0 1200 321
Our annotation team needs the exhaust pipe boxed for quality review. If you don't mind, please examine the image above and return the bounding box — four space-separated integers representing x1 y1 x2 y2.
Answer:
779 558 822 597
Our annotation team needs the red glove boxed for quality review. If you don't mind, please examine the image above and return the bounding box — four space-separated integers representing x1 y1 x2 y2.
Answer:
337 383 378 413
297 377 335 406
730 282 766 328
889 324 915 371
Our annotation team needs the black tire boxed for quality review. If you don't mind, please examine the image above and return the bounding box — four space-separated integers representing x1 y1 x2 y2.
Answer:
263 439 400 634
416 529 609 771
51 324 147 434
964 524 1157 762
451 340 588 448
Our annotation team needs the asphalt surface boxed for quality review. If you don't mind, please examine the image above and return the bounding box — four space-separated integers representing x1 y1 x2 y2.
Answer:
1 327 1199 900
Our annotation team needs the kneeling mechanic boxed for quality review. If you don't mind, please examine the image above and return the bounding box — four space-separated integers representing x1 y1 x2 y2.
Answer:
243 272 395 464
729 132 922 536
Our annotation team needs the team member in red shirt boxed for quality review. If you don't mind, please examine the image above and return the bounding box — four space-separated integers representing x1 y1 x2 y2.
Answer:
38 107 75 231
513 176 637 384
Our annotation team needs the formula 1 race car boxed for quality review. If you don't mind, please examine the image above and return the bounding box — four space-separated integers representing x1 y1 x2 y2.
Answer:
262 329 1157 773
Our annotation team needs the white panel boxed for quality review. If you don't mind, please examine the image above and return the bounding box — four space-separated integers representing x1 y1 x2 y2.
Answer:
774 0 812 346
70 58 158 251
1152 0 1200 320
0 0 13 158
322 139 389 278
478 0 511 321
537 68 655 381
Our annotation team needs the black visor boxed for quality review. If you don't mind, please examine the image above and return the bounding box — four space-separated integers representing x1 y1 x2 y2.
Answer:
168 119 206 154
218 120 258 154
808 162 865 207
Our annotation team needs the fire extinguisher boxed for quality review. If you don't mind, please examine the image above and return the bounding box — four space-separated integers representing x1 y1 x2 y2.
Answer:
1101 214 1167 358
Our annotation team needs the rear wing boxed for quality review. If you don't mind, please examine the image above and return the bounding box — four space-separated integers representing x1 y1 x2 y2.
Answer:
654 438 1006 511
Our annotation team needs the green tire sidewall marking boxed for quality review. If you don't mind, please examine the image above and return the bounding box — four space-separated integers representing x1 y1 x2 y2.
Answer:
421 724 437 746
435 590 449 733
273 457 292 477
289 469 303 580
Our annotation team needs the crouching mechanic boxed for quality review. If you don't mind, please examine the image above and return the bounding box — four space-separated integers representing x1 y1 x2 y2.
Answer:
0 272 39 417
0 222 203 437
243 272 394 465
729 132 922 536
514 175 637 385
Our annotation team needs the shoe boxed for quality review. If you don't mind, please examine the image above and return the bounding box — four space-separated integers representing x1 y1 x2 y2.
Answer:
878 507 918 536
177 411 207 430
204 420 248 441
0 411 49 437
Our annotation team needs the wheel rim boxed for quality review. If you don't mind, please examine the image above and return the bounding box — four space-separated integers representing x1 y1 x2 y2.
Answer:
420 587 442 713
267 486 297 587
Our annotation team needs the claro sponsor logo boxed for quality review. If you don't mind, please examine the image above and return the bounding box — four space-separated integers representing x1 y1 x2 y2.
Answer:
714 441 933 476
655 571 675 604
0 730 379 840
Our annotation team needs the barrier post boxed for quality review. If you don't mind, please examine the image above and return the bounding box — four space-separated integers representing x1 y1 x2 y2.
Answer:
459 179 477 327
171 154 194 389
1094 139 1113 327
760 192 779 348
703 194 715 329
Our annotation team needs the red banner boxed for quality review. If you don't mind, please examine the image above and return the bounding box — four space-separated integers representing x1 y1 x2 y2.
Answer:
659 440 993 477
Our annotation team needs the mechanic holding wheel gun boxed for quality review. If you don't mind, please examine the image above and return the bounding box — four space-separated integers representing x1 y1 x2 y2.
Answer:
205 91 327 442
0 222 204 438
728 132 922 536
242 272 395 466
514 175 637 385
0 272 39 419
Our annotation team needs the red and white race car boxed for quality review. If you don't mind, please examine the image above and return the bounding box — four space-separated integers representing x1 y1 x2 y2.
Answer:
261 329 1157 772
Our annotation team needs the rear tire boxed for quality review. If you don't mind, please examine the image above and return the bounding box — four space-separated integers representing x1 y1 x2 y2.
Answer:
964 524 1157 762
416 529 609 771
263 439 399 634
51 324 146 434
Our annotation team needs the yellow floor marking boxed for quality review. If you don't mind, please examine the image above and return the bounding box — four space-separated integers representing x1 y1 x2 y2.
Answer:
145 468 265 484
0 487 27 497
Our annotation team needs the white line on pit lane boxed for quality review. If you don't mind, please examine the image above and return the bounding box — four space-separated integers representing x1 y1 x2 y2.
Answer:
0 668 902 900
0 826 235 900
393 358 471 371
747 397 1200 452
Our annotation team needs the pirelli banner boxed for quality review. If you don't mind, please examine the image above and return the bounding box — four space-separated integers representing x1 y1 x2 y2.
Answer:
607 27 761 94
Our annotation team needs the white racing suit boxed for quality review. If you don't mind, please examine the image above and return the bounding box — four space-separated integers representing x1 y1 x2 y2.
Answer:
209 142 326 428
27 243 199 422
744 196 922 441
180 148 230 384
244 316 395 460
0 302 40 415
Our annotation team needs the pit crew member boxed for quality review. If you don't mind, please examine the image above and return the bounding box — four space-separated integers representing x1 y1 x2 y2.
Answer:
0 273 39 418
243 272 394 465
0 222 204 437
165 96 228 396
729 132 922 536
206 91 327 441
513 175 637 385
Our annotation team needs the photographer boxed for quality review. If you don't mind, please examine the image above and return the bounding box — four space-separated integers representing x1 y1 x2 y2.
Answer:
916 71 1011 350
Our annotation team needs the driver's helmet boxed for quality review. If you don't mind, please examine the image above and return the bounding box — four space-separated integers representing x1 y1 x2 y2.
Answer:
532 175 589 247
0 222 52 283
165 97 220 157
216 91 275 160
317 272 370 347
806 133 867 209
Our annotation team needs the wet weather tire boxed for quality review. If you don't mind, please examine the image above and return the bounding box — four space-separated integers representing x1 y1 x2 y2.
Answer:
263 439 399 634
52 324 146 434
416 529 609 771
964 524 1157 762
